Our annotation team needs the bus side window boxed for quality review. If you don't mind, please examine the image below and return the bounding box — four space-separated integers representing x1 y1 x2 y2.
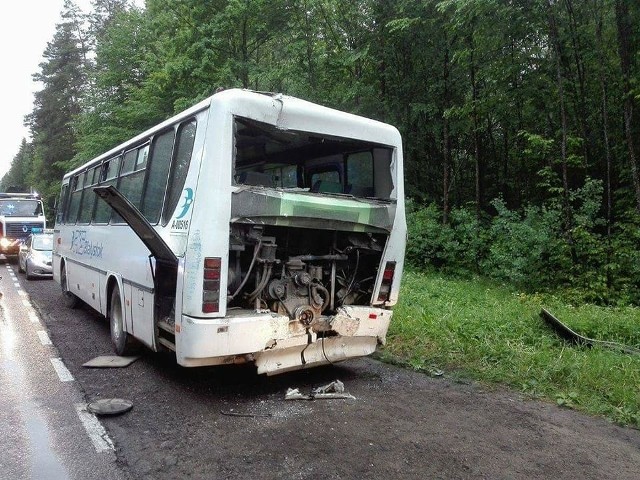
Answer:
116 144 149 221
141 129 175 223
162 120 197 226
94 156 121 224
56 183 69 225
78 165 100 224
346 151 374 197
310 169 342 193
67 174 84 224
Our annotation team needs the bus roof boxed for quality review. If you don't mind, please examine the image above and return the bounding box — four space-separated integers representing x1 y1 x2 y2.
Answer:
63 89 402 179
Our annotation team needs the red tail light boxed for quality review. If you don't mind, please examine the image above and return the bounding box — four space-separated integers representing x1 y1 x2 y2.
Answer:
376 262 396 303
203 257 221 313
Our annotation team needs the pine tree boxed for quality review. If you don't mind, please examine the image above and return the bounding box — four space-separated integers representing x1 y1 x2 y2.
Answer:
24 0 88 210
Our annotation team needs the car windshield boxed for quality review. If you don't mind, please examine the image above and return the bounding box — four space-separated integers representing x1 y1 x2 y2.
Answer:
32 235 53 251
0 199 43 216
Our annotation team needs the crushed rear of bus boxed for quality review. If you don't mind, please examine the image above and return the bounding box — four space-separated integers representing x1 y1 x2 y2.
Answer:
173 96 406 375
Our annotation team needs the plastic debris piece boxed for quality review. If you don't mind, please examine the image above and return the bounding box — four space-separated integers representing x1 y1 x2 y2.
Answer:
83 355 139 368
87 398 133 416
285 387 312 401
312 380 345 395
285 380 356 401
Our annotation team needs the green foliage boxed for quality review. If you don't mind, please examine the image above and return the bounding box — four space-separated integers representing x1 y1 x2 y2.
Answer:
407 175 639 305
406 200 485 274
385 270 640 427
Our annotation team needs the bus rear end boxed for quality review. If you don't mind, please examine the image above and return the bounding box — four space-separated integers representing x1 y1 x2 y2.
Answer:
175 91 406 375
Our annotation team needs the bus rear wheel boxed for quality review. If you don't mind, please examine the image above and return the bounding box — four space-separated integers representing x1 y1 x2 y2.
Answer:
61 264 81 308
109 284 139 356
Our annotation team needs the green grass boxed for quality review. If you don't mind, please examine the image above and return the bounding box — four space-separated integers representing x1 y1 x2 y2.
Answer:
381 269 640 427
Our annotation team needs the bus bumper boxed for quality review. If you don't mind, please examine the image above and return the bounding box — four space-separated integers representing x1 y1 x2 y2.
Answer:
176 306 392 375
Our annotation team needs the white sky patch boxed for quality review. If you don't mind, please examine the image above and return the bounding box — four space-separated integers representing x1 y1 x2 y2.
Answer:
1 1 143 178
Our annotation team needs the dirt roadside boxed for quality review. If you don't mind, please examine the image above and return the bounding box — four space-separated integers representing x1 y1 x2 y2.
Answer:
24 277 640 480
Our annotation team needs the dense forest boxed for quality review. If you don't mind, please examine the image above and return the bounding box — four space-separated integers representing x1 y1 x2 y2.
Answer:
2 0 639 303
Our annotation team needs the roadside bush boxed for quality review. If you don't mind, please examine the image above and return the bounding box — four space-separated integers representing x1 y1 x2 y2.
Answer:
406 200 484 275
481 199 569 289
406 178 640 305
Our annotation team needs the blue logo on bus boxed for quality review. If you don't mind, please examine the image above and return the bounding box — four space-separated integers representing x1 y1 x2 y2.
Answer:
176 188 193 219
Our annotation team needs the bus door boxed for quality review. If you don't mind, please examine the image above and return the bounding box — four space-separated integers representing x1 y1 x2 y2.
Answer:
94 185 179 350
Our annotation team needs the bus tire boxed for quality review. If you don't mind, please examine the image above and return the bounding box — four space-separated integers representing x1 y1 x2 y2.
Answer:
61 264 81 309
109 284 139 356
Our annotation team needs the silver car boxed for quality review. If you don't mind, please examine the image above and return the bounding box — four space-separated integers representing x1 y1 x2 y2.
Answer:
18 230 53 280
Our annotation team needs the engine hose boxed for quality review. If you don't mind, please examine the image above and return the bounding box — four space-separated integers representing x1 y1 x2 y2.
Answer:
247 265 272 302
229 240 262 301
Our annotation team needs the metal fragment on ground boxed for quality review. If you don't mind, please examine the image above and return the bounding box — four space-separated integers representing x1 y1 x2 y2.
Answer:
83 355 139 368
312 380 345 394
220 410 273 418
285 387 312 400
87 398 134 416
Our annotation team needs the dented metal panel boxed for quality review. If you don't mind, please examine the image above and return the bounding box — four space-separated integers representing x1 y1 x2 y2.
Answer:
231 188 396 232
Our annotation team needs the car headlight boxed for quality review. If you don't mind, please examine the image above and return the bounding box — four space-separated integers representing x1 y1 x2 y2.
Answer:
0 238 11 248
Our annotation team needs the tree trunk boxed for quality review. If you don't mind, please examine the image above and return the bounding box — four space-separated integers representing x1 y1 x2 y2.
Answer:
593 0 613 290
548 0 576 258
469 40 482 218
442 39 451 225
615 0 640 214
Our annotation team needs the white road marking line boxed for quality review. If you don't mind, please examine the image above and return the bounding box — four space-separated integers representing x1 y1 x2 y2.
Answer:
74 404 115 453
37 330 52 346
22 299 31 307
50 358 74 382
29 311 40 324
17 290 27 296
14 282 20 288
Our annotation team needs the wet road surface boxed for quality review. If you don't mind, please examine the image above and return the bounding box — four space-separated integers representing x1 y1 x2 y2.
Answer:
0 261 128 480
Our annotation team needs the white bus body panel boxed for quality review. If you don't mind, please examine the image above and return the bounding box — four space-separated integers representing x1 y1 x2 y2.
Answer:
54 89 406 375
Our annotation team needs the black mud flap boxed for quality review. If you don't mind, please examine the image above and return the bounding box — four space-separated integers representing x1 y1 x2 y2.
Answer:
93 185 178 267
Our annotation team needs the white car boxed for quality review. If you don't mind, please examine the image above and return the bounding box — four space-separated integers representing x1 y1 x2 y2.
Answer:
18 230 53 280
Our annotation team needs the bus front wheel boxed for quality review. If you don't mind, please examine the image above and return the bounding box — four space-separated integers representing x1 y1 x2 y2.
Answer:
61 265 81 309
109 284 139 356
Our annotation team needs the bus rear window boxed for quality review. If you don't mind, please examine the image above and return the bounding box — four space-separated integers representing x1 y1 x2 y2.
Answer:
233 117 393 199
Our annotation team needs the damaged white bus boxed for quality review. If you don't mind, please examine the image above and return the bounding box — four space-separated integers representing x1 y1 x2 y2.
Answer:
53 89 406 375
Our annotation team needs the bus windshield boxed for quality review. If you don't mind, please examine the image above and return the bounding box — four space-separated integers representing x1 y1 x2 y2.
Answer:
0 199 43 217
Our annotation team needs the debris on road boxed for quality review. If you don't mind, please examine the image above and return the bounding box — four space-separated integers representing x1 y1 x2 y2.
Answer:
285 380 356 400
540 308 640 355
220 410 273 418
83 355 140 368
285 387 312 400
87 398 134 416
